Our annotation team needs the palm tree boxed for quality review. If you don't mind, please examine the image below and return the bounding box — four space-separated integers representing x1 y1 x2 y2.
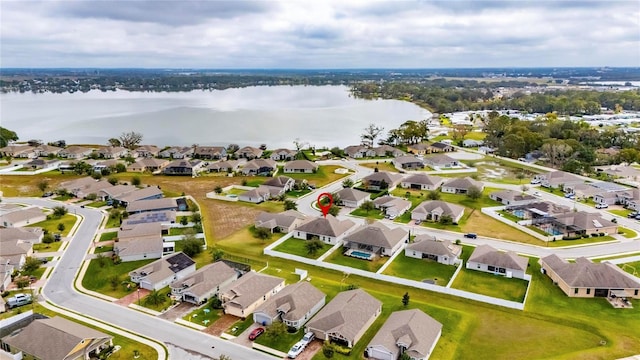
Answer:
144 290 166 306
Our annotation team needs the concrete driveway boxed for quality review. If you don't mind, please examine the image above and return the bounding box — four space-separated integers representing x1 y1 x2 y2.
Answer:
232 322 262 348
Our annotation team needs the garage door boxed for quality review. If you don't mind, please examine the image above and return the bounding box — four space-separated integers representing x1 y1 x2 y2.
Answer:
253 313 272 326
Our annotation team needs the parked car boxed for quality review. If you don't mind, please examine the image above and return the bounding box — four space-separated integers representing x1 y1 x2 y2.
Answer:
564 193 575 198
389 214 397 220
248 327 265 341
287 341 306 359
533 191 541 197
464 233 477 239
530 179 541 185
595 203 608 209
301 331 315 345
627 212 638 218
7 293 32 309
415 219 422 225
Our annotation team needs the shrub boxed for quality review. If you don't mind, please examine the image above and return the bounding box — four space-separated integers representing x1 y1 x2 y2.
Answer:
85 193 97 201
1 290 9 297
322 343 334 358
582 234 590 238
332 343 351 355
591 233 599 237
42 233 55 244
599 232 605 236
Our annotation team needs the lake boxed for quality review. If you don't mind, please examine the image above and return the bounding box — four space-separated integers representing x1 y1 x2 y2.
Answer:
0 86 430 149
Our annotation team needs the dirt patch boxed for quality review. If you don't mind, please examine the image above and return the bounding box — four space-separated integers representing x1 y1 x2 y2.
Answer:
203 314 239 336
204 200 264 239
114 288 150 306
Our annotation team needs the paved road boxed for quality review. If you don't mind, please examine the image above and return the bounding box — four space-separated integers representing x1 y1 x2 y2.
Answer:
6 198 274 360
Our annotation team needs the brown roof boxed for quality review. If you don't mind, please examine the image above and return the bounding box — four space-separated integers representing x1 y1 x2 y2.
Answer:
263 176 294 188
336 188 371 202
221 271 284 309
402 173 444 186
296 215 355 237
284 160 318 171
1 316 111 360
407 236 462 258
344 222 407 249
363 171 404 187
306 289 381 345
552 211 617 231
170 261 237 297
412 200 464 219
0 227 43 242
243 158 276 170
367 309 442 360
442 177 483 190
254 282 326 322
468 245 529 272
255 210 307 230
541 255 640 288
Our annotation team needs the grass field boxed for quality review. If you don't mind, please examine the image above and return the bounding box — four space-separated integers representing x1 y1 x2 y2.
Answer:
350 207 385 219
95 245 113 253
608 208 633 217
359 161 398 173
86 200 108 208
33 241 63 252
273 237 333 259
82 258 154 298
278 165 349 187
255 327 302 353
100 231 118 241
323 247 388 273
225 316 254 336
547 235 617 248
183 302 223 326
618 227 637 239
618 261 640 276
28 214 77 236
451 267 530 302
382 254 458 286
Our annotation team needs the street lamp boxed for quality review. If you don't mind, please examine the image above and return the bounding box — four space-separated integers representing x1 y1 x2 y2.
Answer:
137 288 140 305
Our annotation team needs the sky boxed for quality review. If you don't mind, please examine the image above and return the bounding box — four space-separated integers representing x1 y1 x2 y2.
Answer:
1 0 639 68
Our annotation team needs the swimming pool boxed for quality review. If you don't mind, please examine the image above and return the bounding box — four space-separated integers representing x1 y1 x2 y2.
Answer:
350 251 372 260
546 228 563 236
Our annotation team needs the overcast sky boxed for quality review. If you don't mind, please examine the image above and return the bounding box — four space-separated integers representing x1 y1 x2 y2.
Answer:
1 0 639 68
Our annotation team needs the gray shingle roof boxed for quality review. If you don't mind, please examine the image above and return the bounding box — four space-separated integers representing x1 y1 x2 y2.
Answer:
126 198 178 213
412 200 465 219
336 188 371 202
402 173 444 186
129 252 195 285
552 211 617 231
344 222 407 249
284 160 318 171
296 215 355 237
307 289 381 345
255 210 307 230
442 177 483 190
254 282 325 322
363 171 404 186
407 236 462 258
541 255 640 288
468 245 528 272
490 189 536 202
221 271 284 309
367 309 442 360
170 261 237 297
0 227 43 242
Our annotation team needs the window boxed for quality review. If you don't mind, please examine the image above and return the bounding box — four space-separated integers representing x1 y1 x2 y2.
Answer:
574 288 579 294
586 288 591 295
488 265 496 272
635 290 638 296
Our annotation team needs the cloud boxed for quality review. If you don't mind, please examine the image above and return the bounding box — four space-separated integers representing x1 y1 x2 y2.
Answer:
0 0 638 68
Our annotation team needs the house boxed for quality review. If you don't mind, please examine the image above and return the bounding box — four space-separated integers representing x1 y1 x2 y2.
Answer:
615 188 640 210
0 262 14 292
132 145 160 158
596 164 640 180
305 289 382 348
123 210 176 227
253 282 326 329
170 261 238 305
405 235 462 266
423 154 459 168
127 158 169 173
126 198 178 214
129 252 196 291
23 158 60 170
255 210 307 233
0 227 44 244
407 143 430 155
412 200 465 224
238 187 271 204
283 160 318 173
0 241 31 269
428 142 455 153
401 174 444 191
489 190 536 206
0 208 47 227
551 211 618 236
115 223 164 262
95 146 127 159
534 171 582 189
594 191 621 206
293 215 356 245
270 148 297 161
220 271 285 318
97 184 137 202
441 177 484 194
262 176 295 194
206 160 245 173
466 245 529 280
194 146 227 160
362 171 404 191
393 156 424 170
237 146 264 159
0 145 38 159
163 159 204 175
462 139 483 147
58 145 93 159
34 144 62 157
344 145 375 158
343 222 408 257
373 196 412 217
0 316 113 360
158 146 193 159
373 145 404 158
365 309 442 360
336 188 371 208
113 186 163 207
241 159 277 175
539 255 640 299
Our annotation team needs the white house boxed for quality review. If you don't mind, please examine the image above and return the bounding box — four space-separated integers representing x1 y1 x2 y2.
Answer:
129 252 196 291
441 177 484 194
336 188 371 208
489 190 536 206
411 200 465 224
253 282 326 329
373 196 412 217
466 245 529 280
405 235 462 266
283 160 318 173
343 222 408 257
401 174 444 191
293 215 356 245
169 261 238 305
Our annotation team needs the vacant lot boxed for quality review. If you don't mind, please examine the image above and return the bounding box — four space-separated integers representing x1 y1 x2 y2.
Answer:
451 268 530 302
382 254 458 286
82 258 154 298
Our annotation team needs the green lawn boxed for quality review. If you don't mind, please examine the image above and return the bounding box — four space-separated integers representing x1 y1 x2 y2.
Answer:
359 162 398 173
168 227 197 236
86 200 108 208
226 187 247 195
105 215 121 229
547 235 617 248
33 241 63 252
255 327 303 353
27 214 77 236
451 267 530 302
140 287 173 312
95 245 113 253
277 165 348 187
382 254 458 286
497 210 521 223
183 301 223 326
82 258 154 298
273 237 333 259
609 209 633 217
287 189 312 197
618 227 637 239
323 247 388 273
593 252 640 262
225 316 255 336
349 208 385 219
174 238 206 253
618 261 640 276
53 194 73 201
99 231 118 241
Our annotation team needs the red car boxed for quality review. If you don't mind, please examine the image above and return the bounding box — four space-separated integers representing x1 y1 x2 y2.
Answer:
248 327 265 340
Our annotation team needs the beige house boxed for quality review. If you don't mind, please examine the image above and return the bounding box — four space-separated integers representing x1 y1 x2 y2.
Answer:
253 282 326 329
132 145 160 158
411 200 465 224
255 210 307 233
293 215 356 245
539 255 640 299
336 188 371 208
407 143 430 155
58 145 93 159
551 211 618 236
466 245 529 280
283 160 318 173
343 222 408 258
366 309 442 360
441 177 484 194
237 146 264 159
0 208 47 227
270 148 297 161
362 171 404 191
220 271 285 318
405 235 462 266
305 289 382 348
0 316 113 360
129 252 196 291
127 158 169 172
373 196 412 217
489 190 536 206
401 173 444 191
170 261 238 305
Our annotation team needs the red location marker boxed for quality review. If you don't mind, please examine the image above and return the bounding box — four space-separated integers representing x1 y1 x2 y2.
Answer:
317 192 333 218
